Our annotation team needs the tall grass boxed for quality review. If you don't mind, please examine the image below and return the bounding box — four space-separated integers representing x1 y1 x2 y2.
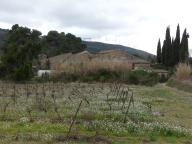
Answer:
175 63 192 81
52 60 133 76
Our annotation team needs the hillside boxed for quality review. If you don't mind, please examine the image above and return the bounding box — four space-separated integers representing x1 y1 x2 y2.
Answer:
84 41 154 60
0 28 155 60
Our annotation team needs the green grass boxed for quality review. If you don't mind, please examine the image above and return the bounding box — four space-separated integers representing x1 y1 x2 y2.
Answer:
0 121 68 134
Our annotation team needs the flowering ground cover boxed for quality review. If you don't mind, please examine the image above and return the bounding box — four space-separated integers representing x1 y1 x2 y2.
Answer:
0 82 191 143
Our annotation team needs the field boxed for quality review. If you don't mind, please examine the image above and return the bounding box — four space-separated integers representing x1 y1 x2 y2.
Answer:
0 82 191 144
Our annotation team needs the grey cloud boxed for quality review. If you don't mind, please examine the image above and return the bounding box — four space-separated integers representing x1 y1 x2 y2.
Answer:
44 0 132 30
1 0 191 55
0 0 36 14
0 0 133 31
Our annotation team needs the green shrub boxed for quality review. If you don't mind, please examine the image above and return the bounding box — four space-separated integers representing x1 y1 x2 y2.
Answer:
151 64 168 70
81 69 119 82
47 69 158 86
125 70 158 86
127 72 139 85
47 72 78 82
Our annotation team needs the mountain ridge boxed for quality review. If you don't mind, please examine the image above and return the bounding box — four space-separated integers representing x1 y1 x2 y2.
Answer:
0 28 154 60
83 41 154 60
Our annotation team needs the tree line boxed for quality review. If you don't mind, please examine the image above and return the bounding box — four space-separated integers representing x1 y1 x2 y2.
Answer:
41 31 86 57
0 24 86 81
157 24 189 67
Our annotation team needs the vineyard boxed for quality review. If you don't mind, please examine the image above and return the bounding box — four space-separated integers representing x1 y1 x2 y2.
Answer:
0 82 191 143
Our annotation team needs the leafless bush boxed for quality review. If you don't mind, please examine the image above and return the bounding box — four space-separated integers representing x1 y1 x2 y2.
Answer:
34 84 47 113
107 83 134 123
25 84 30 102
123 90 134 123
67 85 90 138
26 107 33 122
1 101 10 119
51 88 62 121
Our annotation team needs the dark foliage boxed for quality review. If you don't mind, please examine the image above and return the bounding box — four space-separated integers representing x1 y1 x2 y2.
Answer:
127 70 159 86
41 31 86 57
0 24 42 81
180 29 189 62
157 39 162 63
0 28 8 54
157 25 189 67
0 25 87 81
46 69 159 86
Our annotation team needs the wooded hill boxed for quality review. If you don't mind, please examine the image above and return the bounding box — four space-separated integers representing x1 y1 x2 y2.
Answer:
84 41 154 60
0 28 154 60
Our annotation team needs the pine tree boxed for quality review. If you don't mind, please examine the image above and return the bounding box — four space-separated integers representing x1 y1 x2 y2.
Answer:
0 24 42 81
157 39 162 63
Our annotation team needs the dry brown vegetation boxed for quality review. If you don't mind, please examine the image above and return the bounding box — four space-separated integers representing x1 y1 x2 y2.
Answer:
175 63 192 81
49 50 148 75
53 60 133 75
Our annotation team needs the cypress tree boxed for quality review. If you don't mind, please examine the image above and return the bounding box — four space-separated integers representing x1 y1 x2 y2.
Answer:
180 29 189 62
157 25 189 66
164 26 172 66
174 24 181 64
162 40 166 65
157 39 162 63
170 37 175 66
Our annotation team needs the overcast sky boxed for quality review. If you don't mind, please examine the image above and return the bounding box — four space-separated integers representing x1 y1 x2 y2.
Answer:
0 0 192 55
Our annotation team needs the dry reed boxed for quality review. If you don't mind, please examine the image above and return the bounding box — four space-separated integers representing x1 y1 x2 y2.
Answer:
52 59 133 76
175 63 192 81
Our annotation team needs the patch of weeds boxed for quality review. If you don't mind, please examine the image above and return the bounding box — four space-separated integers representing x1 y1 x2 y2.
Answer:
127 112 154 123
0 115 15 122
149 134 158 142
78 112 96 121
54 134 112 144
0 122 68 134
167 78 192 93
152 123 190 138
50 116 65 123
152 99 165 104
